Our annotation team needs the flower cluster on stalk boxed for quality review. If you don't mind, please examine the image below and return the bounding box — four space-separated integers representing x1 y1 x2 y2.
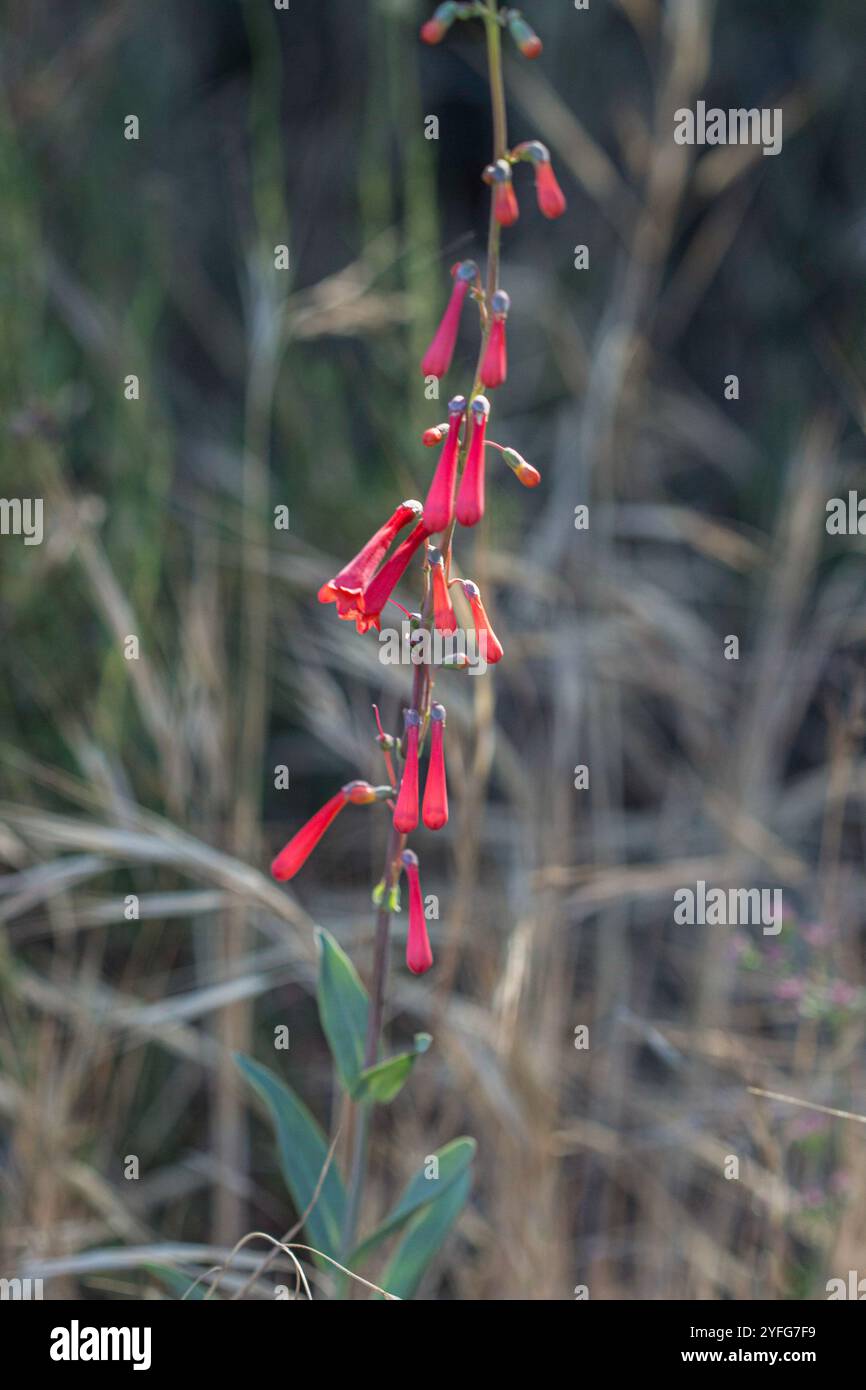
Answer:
272 3 565 977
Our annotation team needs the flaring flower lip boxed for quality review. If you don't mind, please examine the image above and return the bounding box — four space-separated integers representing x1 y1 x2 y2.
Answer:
401 850 433 974
420 2 458 46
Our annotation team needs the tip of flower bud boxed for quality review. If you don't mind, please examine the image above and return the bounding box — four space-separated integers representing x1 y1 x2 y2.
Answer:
401 848 419 870
448 394 467 415
470 393 491 419
420 2 457 45
427 544 445 568
430 701 447 724
402 498 424 514
501 445 541 486
513 140 550 164
455 259 479 282
403 707 422 729
491 290 511 317
422 424 448 447
490 158 512 184
461 580 480 600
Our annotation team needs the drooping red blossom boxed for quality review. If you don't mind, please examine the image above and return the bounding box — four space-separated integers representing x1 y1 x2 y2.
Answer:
318 499 423 621
455 394 490 526
353 521 431 633
423 395 466 533
507 13 542 59
393 708 421 833
421 261 477 378
501 445 541 488
422 702 448 830
401 849 433 974
420 2 457 46
462 579 504 664
271 780 384 881
480 290 510 390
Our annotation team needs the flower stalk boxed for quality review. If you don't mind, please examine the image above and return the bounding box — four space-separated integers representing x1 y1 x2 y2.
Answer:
272 0 565 1265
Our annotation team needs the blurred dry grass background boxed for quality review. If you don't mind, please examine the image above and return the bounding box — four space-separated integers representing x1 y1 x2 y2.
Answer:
2 0 866 1299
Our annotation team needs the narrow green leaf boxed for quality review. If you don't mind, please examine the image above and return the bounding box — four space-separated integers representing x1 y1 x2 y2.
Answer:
349 1136 476 1268
354 1033 432 1105
315 927 369 1096
379 1168 472 1299
234 1052 346 1260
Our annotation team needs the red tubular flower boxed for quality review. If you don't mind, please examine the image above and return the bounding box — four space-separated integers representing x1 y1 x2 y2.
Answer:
501 445 541 488
507 13 542 59
494 178 519 227
513 140 566 220
534 158 567 219
422 703 448 830
271 780 383 881
421 261 477 378
480 290 509 391
318 499 423 621
462 579 504 664
393 709 421 832
420 2 457 45
401 849 433 975
354 521 431 633
455 394 490 526
429 547 458 633
423 395 466 533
